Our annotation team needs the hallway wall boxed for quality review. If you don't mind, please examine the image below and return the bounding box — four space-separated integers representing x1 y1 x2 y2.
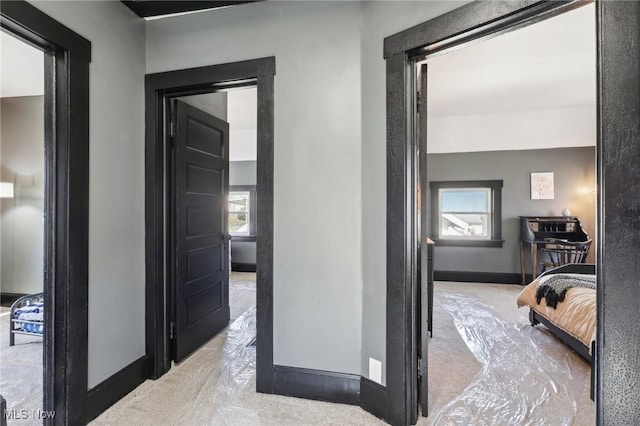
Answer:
146 0 468 382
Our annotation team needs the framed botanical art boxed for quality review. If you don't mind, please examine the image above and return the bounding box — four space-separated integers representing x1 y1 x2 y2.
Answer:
530 172 554 200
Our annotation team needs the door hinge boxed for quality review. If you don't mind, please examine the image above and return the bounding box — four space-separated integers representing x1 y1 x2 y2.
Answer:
418 356 427 378
169 321 175 340
170 120 176 139
416 91 421 113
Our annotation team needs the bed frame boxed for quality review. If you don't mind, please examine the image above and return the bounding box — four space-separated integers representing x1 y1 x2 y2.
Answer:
9 292 44 346
528 263 596 399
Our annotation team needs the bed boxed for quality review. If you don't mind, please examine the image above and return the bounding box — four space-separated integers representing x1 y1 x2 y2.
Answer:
516 263 596 397
9 292 44 346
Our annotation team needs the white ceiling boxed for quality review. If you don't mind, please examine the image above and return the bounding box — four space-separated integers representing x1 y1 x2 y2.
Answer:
0 30 44 98
227 87 257 130
425 3 596 117
228 87 257 161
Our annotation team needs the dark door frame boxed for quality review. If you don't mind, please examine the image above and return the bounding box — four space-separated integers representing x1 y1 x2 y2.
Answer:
385 0 640 424
145 57 276 392
0 1 90 425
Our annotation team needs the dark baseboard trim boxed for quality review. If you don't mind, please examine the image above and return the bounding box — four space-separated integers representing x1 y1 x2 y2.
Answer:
434 270 525 284
360 377 387 421
1 394 6 426
0 293 28 307
232 262 257 272
86 356 149 422
272 365 360 406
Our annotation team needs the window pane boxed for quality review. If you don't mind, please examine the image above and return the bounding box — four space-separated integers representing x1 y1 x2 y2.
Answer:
229 191 249 213
441 189 489 213
441 213 490 238
229 191 250 234
229 213 249 234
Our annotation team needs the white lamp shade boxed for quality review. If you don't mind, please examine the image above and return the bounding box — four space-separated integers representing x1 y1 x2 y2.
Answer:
0 182 14 198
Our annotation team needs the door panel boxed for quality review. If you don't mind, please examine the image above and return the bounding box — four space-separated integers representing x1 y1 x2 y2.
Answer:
173 100 230 363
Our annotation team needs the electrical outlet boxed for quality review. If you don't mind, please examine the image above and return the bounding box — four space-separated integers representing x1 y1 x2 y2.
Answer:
369 357 382 384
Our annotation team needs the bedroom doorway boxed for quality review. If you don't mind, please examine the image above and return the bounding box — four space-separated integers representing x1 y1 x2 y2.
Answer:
0 29 46 420
1 2 91 424
384 0 640 424
145 58 275 393
414 4 597 423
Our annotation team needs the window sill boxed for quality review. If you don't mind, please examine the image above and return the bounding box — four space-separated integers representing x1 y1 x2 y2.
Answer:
230 235 256 242
432 238 504 248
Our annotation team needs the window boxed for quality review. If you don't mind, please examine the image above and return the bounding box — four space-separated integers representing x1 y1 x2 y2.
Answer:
228 185 256 239
229 191 250 235
430 180 503 247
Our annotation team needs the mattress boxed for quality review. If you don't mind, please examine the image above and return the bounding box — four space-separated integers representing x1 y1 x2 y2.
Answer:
517 273 596 348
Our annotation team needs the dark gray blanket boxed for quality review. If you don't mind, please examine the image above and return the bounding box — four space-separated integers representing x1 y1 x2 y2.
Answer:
535 274 596 309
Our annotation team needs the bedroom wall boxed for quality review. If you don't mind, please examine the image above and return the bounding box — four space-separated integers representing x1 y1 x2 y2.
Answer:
230 161 256 186
28 0 146 388
427 146 597 274
0 96 45 295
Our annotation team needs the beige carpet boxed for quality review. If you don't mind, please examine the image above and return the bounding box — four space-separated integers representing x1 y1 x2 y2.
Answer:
92 279 594 425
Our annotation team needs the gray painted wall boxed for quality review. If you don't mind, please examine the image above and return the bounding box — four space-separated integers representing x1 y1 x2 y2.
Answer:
230 160 256 187
427 147 596 273
29 0 146 388
230 242 255 265
0 96 45 295
230 160 257 265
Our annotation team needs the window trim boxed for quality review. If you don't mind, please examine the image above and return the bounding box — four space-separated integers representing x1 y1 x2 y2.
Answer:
229 185 256 241
229 190 251 236
429 180 504 247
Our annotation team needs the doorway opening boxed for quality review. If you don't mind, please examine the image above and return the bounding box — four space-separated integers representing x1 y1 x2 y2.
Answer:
168 86 258 364
382 0 621 424
145 57 275 394
416 3 596 424
1 2 91 424
0 28 46 419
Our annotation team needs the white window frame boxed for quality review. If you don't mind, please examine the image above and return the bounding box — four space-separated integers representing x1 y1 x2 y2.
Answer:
229 190 251 236
438 187 492 240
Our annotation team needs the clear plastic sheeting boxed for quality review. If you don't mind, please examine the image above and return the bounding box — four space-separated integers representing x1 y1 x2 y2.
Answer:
230 280 257 292
430 293 583 426
92 299 381 425
175 306 260 425
207 306 261 425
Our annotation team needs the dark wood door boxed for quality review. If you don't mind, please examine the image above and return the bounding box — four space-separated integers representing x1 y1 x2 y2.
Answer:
417 63 430 417
172 100 230 363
